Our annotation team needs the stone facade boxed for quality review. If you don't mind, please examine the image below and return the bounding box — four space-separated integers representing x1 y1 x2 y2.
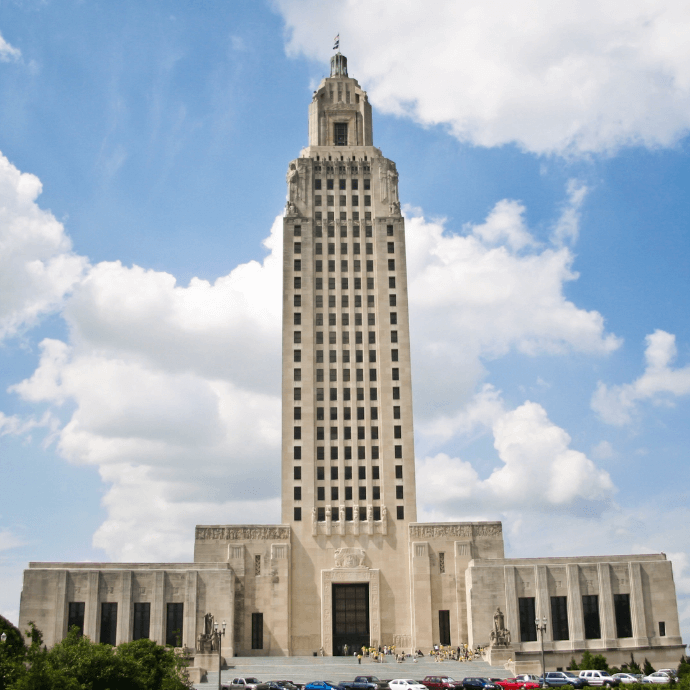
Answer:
18 53 685 670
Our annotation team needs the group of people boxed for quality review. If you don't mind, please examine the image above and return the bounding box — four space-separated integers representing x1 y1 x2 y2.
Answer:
424 644 486 662
340 643 485 663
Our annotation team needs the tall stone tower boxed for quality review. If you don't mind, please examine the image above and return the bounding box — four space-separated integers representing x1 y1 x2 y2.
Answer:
281 52 418 655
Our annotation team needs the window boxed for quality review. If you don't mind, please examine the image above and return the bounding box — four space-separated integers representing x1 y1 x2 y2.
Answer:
343 332 350 344
371 426 379 440
369 369 377 381
359 486 367 500
317 427 324 440
293 350 301 363
329 350 337 363
366 243 373 254
294 259 302 272
294 387 301 401
334 122 347 145
388 259 395 270
389 294 397 307
315 260 322 272
344 387 351 400
370 388 377 400
364 179 370 190
294 466 301 479
357 387 364 400
328 197 334 207
519 597 537 642
294 277 302 289
439 610 451 645
294 486 301 500
368 314 375 326
317 446 324 460
395 445 402 458
294 242 301 254
393 387 400 400
392 349 399 362
133 602 150 640
329 314 336 326
583 595 601 639
396 506 405 520
439 552 445 574
357 407 365 420
99 603 118 645
392 368 400 381
68 602 85 636
294 313 301 326
251 612 263 650
357 426 365 439
328 277 336 290
294 507 302 521
359 507 367 521
395 465 403 479
315 277 323 290
367 295 375 307
330 426 338 440
391 331 398 344
390 312 398 325
315 243 323 255
346 506 353 520
294 427 301 440
328 243 335 256
343 368 350 381
340 199 346 209
356 369 364 381
293 406 301 420
358 466 366 480
341 295 349 307
317 466 325 480
364 195 371 206
354 260 361 271
373 486 380 500
315 179 322 190
331 486 339 500
317 487 325 500
315 195 322 206
166 603 184 646
339 179 346 190
370 407 378 420
315 295 323 308
342 278 349 289
387 242 394 253
294 331 301 344
394 425 402 438
317 407 325 420
327 179 334 190
614 593 633 638
316 369 323 382
551 596 569 641
328 260 335 271
344 466 353 480
396 485 404 499
659 621 666 637
352 195 359 206
294 368 301 381
353 242 360 255
317 507 325 521
330 388 337 400
294 226 301 236
344 445 352 458
387 224 394 236
343 350 350 364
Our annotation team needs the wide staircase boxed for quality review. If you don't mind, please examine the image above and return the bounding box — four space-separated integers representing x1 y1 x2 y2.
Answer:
194 655 513 689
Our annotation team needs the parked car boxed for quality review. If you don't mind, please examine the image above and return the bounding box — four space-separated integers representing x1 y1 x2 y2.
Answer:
514 677 542 686
642 672 674 684
611 674 639 685
496 678 541 690
340 678 390 690
270 682 301 690
462 680 499 690
422 677 464 690
543 672 587 688
577 671 620 687
304 683 340 690
388 681 428 690
229 679 263 690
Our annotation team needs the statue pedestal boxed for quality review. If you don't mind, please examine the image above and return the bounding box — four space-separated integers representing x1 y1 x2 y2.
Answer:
485 644 513 668
194 652 226 670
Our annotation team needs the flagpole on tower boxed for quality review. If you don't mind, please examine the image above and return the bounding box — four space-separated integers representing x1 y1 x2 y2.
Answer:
333 34 339 51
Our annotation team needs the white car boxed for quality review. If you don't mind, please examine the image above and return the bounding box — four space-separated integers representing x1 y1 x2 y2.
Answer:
389 681 428 690
612 674 638 685
577 671 619 687
642 672 673 684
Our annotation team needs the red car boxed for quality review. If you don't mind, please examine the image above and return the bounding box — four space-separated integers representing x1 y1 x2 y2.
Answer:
494 680 540 690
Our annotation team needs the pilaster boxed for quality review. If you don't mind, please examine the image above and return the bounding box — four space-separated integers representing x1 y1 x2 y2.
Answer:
184 570 198 650
53 570 67 645
84 570 100 642
566 564 584 648
151 570 166 645
598 563 617 646
628 561 649 646
117 570 132 645
410 542 432 650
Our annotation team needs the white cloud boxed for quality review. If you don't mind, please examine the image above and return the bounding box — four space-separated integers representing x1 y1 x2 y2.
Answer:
0 529 25 552
0 152 87 340
276 0 690 155
417 397 615 515
0 33 21 62
405 191 620 418
592 329 690 424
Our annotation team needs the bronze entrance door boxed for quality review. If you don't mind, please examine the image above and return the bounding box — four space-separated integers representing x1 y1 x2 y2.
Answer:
332 583 370 656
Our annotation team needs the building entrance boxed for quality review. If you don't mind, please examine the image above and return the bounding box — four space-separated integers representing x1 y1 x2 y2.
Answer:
332 583 370 656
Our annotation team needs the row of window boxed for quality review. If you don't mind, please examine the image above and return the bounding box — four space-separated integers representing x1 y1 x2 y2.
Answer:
295 350 398 363
314 195 371 207
518 594 636 642
303 485 404 501
294 505 405 521
294 277 396 290
294 465 403 480
292 387 402 401
294 331 399 345
294 368 401 383
302 295 397 309
296 406 402 420
293 445 404 460
67 601 182 647
293 225 396 238
313 211 372 222
294 242 395 255
294 313 399 327
294 425 403 440
293 259 396 272
314 178 370 190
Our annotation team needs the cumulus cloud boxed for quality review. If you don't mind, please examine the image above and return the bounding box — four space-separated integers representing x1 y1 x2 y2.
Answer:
592 329 690 424
417 395 615 515
405 190 620 418
0 33 21 62
0 152 87 339
277 0 690 155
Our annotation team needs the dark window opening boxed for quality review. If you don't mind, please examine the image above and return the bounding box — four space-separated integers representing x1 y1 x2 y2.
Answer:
166 603 184 647
335 123 348 146
68 602 85 636
100 602 118 645
519 597 537 642
614 593 633 638
551 596 569 641
583 595 601 639
439 610 451 645
252 612 264 649
133 602 150 641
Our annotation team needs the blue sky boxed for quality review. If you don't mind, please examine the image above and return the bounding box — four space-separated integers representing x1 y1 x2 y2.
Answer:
0 0 689 643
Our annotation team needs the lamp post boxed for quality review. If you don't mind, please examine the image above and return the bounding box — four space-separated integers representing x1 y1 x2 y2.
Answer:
535 616 547 687
213 619 226 690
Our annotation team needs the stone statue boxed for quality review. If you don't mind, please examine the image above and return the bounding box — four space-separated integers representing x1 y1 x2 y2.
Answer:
367 506 374 521
312 507 318 535
387 167 399 201
196 612 219 653
381 505 387 522
489 607 511 647
287 164 299 202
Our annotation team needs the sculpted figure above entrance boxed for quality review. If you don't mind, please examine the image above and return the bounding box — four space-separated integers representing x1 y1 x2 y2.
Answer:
334 547 366 569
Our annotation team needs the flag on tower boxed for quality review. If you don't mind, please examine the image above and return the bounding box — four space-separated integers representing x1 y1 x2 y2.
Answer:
333 34 339 50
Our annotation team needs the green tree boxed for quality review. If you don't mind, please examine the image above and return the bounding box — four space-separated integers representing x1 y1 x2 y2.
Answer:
643 658 656 676
567 657 580 671
0 615 27 690
575 650 609 672
5 624 191 690
621 654 642 675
